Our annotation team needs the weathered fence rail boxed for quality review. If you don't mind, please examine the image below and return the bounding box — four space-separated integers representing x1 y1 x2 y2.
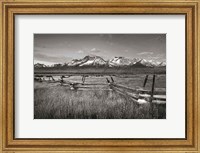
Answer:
110 84 138 100
34 74 166 104
109 82 166 104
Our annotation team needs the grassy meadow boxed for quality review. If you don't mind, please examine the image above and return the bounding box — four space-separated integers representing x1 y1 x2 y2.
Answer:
34 74 166 119
34 67 166 75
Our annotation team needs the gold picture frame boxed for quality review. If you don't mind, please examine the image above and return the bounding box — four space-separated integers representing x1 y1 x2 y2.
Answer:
0 0 200 152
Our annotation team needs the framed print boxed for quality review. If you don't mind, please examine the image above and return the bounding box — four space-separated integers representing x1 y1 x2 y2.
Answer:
0 0 200 152
33 33 167 119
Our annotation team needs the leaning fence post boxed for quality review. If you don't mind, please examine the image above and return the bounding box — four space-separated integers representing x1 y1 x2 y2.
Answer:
143 75 149 87
149 74 156 118
51 76 55 81
106 78 110 83
110 76 114 83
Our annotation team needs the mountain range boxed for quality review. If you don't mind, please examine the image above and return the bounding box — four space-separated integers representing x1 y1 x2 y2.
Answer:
34 55 166 68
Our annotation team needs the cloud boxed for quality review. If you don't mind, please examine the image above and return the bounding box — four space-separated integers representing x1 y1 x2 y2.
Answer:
34 46 47 53
149 56 160 60
34 53 72 63
90 48 101 53
78 50 84 54
145 53 166 62
125 50 129 52
137 52 154 55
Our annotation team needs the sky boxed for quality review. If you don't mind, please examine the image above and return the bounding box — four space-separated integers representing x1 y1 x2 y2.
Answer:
34 34 166 65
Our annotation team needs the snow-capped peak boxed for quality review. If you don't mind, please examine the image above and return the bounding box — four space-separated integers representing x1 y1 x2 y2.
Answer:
35 55 166 68
159 61 166 67
109 57 137 67
67 55 106 67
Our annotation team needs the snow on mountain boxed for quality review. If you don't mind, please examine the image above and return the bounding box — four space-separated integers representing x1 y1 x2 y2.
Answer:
150 60 162 67
138 59 154 67
67 55 107 67
67 58 87 66
158 61 166 67
132 58 141 64
34 63 47 68
136 59 165 67
79 55 106 66
109 57 140 67
109 57 131 66
35 55 166 68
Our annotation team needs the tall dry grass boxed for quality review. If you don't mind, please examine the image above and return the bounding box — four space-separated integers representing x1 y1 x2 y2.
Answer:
34 83 166 119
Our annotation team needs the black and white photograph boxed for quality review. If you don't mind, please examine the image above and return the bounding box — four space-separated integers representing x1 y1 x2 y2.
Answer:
34 34 166 119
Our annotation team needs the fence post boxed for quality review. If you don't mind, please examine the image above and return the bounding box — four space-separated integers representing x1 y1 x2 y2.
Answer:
110 76 114 83
106 78 110 83
51 76 55 81
82 75 85 84
60 76 63 86
143 75 149 87
149 74 156 118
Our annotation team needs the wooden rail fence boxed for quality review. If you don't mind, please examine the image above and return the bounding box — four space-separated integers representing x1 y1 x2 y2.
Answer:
34 74 166 104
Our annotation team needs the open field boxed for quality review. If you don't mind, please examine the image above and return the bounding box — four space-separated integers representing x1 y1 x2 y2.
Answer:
34 67 166 75
34 74 166 119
